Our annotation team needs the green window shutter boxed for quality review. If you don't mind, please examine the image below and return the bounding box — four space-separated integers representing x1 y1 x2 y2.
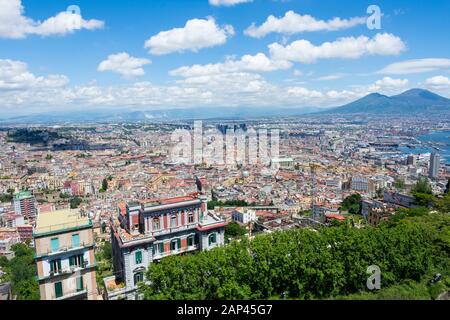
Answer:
159 243 164 253
54 282 63 298
72 234 80 248
51 238 59 252
177 238 181 249
135 251 142 264
69 256 75 267
188 236 193 246
57 259 62 271
76 276 83 292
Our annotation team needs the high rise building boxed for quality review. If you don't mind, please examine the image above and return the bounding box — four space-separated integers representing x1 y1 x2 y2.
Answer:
13 191 37 222
407 154 416 166
33 209 99 300
105 192 227 300
429 153 440 179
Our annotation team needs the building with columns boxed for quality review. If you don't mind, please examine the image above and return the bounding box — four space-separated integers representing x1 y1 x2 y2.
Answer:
105 191 227 300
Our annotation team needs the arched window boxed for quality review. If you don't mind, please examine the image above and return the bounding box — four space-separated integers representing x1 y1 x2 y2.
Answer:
208 233 217 246
134 272 143 286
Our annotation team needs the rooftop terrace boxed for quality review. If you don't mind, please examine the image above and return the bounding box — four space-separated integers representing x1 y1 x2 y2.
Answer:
34 209 91 236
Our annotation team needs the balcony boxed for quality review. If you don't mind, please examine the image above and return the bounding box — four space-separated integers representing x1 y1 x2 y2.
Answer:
35 242 94 258
152 244 199 260
150 223 197 237
40 261 96 281
51 286 88 300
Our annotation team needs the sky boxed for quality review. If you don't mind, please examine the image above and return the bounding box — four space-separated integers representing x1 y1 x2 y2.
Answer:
0 0 450 116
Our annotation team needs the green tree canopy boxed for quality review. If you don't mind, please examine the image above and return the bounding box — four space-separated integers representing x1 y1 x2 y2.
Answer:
340 194 362 214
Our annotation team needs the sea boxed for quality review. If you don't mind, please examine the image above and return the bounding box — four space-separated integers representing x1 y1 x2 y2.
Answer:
398 130 450 164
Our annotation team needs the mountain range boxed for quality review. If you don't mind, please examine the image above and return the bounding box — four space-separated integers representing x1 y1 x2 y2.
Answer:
323 88 450 114
0 89 448 123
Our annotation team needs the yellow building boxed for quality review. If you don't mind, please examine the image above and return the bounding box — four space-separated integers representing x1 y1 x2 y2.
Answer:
33 209 99 300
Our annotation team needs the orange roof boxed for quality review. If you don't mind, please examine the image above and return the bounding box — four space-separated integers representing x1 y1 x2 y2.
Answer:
160 194 198 204
118 202 127 216
325 213 346 221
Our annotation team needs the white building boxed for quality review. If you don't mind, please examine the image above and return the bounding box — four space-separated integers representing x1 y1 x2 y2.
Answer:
232 208 257 225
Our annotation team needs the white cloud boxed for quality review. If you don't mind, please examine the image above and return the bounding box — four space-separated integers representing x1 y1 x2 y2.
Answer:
315 73 346 81
170 53 291 77
293 70 303 77
0 59 69 90
209 0 253 6
269 33 406 64
98 53 151 78
425 75 450 90
245 10 366 38
374 76 409 88
378 58 450 75
0 0 104 39
144 17 234 55
287 87 323 98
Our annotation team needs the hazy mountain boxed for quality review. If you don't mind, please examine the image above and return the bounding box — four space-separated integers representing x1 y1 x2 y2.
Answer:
0 107 321 124
1 89 448 124
323 89 450 114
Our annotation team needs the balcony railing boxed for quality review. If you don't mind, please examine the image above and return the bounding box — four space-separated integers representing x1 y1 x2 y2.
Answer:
34 219 92 236
152 244 199 260
51 286 88 300
35 242 94 258
150 223 197 237
41 261 95 281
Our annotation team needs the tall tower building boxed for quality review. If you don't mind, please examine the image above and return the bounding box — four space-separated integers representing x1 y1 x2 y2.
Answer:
14 191 37 222
407 154 416 166
429 153 440 179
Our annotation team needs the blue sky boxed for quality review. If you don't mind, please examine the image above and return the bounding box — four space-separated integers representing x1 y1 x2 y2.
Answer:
0 0 449 116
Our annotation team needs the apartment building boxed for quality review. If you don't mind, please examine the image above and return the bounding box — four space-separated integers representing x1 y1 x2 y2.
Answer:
33 209 98 300
13 191 37 222
105 192 227 300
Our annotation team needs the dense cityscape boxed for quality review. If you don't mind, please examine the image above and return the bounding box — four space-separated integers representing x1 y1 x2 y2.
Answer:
0 113 449 300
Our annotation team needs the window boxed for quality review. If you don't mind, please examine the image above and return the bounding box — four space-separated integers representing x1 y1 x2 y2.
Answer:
158 243 164 254
208 233 217 246
187 236 195 247
135 251 142 264
171 215 177 228
54 282 63 299
76 276 84 292
50 259 62 274
153 218 160 230
69 254 84 268
134 272 143 286
188 213 194 224
50 237 59 253
170 240 177 251
71 234 80 248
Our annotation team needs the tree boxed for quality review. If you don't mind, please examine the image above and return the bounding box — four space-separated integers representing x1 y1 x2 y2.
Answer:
341 194 362 214
1 243 40 300
138 213 449 300
225 221 247 239
412 177 432 194
100 178 108 193
70 197 82 209
394 179 405 190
